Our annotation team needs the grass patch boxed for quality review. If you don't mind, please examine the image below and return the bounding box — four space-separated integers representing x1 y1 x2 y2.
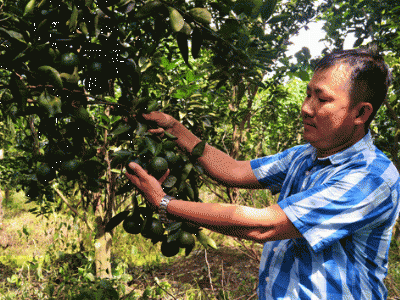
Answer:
386 239 400 299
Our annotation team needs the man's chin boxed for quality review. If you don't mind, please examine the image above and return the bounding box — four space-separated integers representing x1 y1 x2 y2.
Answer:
303 131 316 143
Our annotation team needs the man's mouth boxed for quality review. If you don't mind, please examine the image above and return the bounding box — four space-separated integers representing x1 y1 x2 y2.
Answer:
303 122 316 128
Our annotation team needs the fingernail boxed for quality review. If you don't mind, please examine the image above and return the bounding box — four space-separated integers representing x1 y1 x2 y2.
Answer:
129 162 135 169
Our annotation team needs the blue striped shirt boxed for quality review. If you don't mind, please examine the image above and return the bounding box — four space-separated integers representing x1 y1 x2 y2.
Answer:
251 132 400 300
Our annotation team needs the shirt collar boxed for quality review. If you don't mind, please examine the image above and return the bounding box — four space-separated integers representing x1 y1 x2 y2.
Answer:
310 131 374 165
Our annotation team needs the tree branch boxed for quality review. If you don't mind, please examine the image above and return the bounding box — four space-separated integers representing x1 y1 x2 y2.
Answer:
53 186 94 231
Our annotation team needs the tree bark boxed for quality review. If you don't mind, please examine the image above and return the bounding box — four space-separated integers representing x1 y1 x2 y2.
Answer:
0 187 3 228
94 195 112 279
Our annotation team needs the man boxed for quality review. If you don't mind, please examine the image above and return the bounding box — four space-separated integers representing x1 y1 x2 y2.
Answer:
125 49 400 299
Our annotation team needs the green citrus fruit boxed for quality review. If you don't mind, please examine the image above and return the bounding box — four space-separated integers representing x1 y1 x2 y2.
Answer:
89 61 103 73
37 165 55 183
60 159 81 174
60 52 80 71
123 215 143 234
147 157 168 178
163 140 176 150
178 231 195 248
26 183 40 199
74 106 93 124
160 240 180 257
164 151 179 166
145 218 164 238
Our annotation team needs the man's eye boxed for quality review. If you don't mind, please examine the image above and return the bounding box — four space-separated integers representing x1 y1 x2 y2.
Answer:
319 98 327 102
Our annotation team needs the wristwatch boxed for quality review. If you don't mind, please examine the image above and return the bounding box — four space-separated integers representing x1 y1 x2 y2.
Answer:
159 195 175 224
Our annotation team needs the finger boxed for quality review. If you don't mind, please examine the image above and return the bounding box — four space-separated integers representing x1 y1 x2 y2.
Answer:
158 168 170 184
148 128 164 135
142 111 159 120
127 161 148 178
125 171 140 187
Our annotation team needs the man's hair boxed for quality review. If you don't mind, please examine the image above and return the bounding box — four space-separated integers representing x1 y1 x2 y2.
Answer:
314 49 392 127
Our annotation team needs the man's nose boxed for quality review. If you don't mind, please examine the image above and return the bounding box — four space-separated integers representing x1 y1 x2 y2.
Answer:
301 97 313 118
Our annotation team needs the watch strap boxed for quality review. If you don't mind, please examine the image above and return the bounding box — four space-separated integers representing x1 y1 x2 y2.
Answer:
159 195 175 224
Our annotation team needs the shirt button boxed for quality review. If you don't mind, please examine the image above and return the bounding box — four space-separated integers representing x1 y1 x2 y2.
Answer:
305 171 310 176
266 277 270 282
273 247 278 252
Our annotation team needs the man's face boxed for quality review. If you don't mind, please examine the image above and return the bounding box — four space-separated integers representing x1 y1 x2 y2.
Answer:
301 64 361 157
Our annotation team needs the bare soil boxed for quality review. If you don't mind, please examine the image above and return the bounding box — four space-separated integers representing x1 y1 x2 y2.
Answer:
127 246 261 299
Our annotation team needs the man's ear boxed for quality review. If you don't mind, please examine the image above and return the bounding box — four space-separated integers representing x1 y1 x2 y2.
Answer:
354 102 373 125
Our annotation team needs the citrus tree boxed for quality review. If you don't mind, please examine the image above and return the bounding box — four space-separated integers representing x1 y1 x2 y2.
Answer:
0 0 316 282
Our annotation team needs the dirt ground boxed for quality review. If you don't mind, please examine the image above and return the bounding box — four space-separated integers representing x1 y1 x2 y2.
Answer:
128 246 261 299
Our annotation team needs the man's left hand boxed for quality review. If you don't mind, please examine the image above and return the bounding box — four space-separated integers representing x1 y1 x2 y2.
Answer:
125 162 169 210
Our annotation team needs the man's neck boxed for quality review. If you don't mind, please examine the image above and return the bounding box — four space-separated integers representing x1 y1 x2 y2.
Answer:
316 128 367 158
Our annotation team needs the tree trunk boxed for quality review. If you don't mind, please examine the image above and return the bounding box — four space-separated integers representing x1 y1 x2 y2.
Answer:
0 187 3 228
4 188 9 206
94 197 112 279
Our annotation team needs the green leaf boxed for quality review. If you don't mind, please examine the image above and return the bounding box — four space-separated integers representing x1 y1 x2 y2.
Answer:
147 100 159 112
165 221 182 232
68 5 79 31
105 211 130 232
115 181 135 195
0 28 26 44
145 136 157 155
135 0 164 18
80 21 89 35
297 70 310 82
189 8 212 25
191 27 203 59
37 91 62 117
185 182 195 201
196 231 218 249
177 21 190 36
191 140 206 159
353 37 364 48
169 7 184 32
136 122 148 136
251 0 263 18
163 175 177 188
84 272 95 282
110 121 132 136
233 0 254 16
37 66 63 90
176 32 190 68
111 150 134 168
24 0 36 16
181 162 193 182
164 131 178 140
167 228 181 242
267 13 290 24
260 0 278 21
9 73 29 112
190 177 200 202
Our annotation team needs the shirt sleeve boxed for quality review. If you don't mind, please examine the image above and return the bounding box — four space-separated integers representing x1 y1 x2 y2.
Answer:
251 145 308 194
279 168 393 253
